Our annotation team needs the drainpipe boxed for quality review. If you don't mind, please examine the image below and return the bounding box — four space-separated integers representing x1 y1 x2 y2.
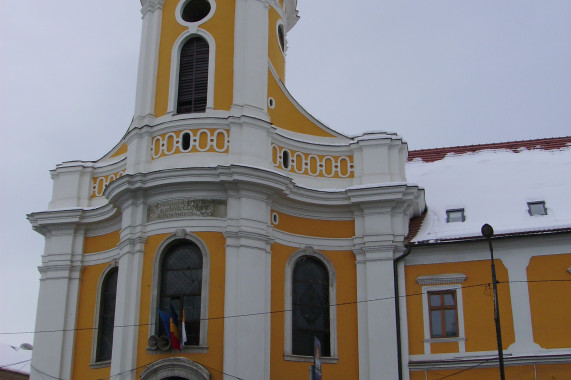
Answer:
394 245 412 380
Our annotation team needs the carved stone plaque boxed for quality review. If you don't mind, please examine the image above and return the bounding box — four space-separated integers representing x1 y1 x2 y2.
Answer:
147 199 227 222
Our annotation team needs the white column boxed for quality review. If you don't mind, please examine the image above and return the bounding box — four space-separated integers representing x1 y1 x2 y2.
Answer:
355 248 400 380
232 0 270 120
223 188 272 380
501 255 542 353
110 200 146 380
29 214 84 380
132 0 165 125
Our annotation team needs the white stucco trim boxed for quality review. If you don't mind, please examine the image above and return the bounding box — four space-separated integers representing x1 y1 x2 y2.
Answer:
90 261 119 367
417 273 467 286
175 0 217 27
421 283 466 354
148 230 211 351
167 29 216 115
140 356 210 380
283 247 338 362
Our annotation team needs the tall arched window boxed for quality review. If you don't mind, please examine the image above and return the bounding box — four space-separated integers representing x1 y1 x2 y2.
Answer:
95 267 118 362
177 36 209 114
159 241 203 346
292 256 331 356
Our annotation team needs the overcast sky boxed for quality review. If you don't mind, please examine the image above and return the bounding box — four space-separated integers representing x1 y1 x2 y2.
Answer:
0 1 569 348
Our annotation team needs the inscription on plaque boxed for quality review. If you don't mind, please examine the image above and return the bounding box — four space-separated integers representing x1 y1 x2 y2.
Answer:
147 199 227 222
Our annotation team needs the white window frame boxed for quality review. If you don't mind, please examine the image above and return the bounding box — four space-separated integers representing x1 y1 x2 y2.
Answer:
417 274 466 355
167 29 216 115
90 261 119 368
148 230 210 353
284 248 338 363
175 0 217 28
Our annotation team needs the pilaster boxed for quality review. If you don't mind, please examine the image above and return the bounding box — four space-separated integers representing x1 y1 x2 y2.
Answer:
501 254 542 353
232 0 270 120
28 211 84 380
132 0 166 125
222 188 273 380
109 197 147 380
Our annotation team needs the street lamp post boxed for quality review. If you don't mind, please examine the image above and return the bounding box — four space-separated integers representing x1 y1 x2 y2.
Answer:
481 224 506 380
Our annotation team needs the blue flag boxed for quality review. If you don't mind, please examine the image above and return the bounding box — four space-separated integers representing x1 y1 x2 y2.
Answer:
157 309 171 338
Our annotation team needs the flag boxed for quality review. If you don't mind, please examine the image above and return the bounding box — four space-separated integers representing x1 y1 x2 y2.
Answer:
169 305 181 350
157 309 171 338
181 310 187 346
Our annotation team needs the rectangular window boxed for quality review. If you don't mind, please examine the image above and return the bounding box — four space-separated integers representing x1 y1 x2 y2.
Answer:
446 209 465 223
528 201 547 216
428 290 458 338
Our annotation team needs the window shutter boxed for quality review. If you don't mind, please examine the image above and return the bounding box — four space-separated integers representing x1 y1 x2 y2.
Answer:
177 37 209 114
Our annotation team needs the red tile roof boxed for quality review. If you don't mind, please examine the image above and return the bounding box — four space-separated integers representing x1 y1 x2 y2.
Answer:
408 136 571 163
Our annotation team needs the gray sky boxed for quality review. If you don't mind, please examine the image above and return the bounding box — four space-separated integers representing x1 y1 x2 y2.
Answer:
0 1 569 347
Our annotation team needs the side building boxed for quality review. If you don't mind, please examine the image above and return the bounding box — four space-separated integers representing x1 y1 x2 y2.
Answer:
403 137 571 379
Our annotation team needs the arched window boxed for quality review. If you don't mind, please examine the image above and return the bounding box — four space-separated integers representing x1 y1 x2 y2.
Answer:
177 37 209 114
95 267 118 362
292 256 331 356
158 241 203 346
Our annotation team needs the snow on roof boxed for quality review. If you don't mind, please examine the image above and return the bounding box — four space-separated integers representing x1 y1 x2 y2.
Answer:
406 137 571 243
0 343 32 375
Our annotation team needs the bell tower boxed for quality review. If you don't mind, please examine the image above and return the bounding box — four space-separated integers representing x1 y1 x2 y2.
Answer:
133 0 299 127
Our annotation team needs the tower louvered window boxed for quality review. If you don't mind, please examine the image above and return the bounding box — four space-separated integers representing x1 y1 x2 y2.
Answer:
292 256 331 356
177 37 209 114
96 267 118 362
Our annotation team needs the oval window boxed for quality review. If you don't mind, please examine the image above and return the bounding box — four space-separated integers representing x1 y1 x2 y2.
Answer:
182 0 212 23
278 24 285 52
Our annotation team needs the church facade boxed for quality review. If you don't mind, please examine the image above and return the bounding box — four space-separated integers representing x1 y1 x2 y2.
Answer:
28 1 570 379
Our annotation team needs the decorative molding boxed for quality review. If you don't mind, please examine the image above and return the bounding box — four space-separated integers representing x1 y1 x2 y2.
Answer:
409 352 571 370
417 273 467 285
151 129 229 159
272 143 354 178
140 356 210 380
92 169 126 198
140 0 166 16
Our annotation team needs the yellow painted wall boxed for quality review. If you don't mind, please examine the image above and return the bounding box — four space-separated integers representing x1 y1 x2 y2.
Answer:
72 263 112 379
405 260 515 355
411 365 536 380
83 230 120 254
271 210 354 238
536 363 571 379
154 0 235 116
135 232 226 380
270 244 359 379
109 143 127 158
267 70 337 137
528 253 571 349
268 7 285 81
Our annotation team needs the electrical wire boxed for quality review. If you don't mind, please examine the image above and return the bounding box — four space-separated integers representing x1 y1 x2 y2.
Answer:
435 357 495 379
1 278 569 336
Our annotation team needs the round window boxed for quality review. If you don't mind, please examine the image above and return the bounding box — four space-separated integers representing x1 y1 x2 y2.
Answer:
182 0 212 23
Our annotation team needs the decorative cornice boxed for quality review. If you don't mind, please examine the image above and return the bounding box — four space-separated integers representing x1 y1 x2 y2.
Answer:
409 352 571 370
417 273 467 285
140 0 166 16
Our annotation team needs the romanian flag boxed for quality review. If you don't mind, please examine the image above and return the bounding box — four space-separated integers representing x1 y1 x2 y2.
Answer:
169 305 181 350
157 309 171 338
